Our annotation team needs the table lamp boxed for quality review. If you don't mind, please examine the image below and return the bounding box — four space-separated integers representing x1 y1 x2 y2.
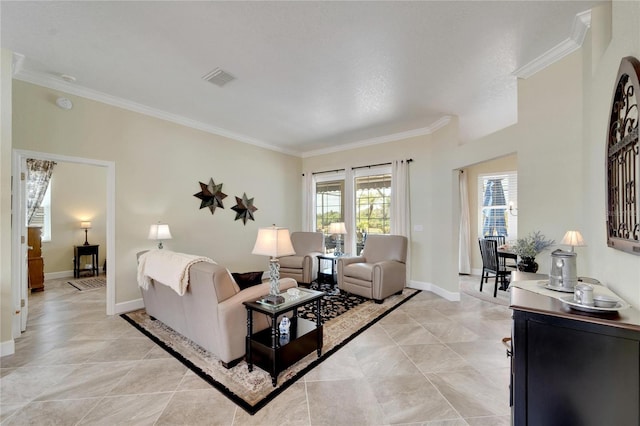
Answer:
561 230 586 252
80 221 92 245
148 223 172 249
252 225 295 304
328 222 347 256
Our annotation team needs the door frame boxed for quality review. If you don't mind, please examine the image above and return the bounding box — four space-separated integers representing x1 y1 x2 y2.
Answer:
12 149 116 337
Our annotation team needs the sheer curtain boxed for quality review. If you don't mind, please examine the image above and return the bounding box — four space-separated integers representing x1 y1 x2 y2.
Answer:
26 159 56 223
391 159 411 282
302 172 315 231
458 170 471 274
343 167 355 254
391 159 410 237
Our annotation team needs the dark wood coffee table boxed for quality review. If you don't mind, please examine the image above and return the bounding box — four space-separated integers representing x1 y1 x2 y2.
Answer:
244 288 324 386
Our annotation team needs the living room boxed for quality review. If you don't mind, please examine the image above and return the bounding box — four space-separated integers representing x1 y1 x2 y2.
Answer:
1 0 639 423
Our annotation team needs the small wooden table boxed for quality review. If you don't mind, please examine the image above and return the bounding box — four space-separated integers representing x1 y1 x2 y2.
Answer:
74 244 99 278
244 288 324 386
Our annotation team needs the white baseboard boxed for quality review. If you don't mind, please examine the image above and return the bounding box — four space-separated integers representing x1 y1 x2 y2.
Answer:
0 339 15 357
408 280 460 302
470 268 482 276
45 270 74 280
115 298 144 315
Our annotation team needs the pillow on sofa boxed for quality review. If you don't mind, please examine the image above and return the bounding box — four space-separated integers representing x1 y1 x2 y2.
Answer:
231 271 264 290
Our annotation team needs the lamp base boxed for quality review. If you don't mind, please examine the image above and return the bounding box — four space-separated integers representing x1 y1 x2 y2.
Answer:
262 294 285 305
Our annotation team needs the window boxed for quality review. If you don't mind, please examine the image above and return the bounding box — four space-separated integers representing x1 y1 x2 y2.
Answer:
313 165 394 255
29 179 52 242
315 178 344 252
478 172 517 239
355 171 391 254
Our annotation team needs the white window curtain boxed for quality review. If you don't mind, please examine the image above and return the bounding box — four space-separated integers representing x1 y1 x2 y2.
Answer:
391 159 410 237
391 159 411 283
344 167 355 254
302 171 315 231
26 159 56 224
458 170 471 274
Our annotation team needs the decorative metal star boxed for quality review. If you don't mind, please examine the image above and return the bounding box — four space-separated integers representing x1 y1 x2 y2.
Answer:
231 193 258 225
193 179 227 214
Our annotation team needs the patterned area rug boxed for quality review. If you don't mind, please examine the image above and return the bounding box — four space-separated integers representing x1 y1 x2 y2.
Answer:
121 287 420 415
67 276 106 291
299 281 368 323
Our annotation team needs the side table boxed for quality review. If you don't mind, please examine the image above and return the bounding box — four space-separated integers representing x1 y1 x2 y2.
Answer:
244 288 324 386
316 253 348 294
74 244 99 278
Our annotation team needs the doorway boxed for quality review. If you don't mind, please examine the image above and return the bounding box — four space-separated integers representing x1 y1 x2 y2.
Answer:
458 153 518 277
11 149 116 338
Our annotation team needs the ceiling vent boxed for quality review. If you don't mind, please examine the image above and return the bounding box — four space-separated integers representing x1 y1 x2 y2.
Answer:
202 68 235 87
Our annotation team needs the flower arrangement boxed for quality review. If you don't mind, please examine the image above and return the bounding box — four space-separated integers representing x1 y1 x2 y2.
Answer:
512 231 555 259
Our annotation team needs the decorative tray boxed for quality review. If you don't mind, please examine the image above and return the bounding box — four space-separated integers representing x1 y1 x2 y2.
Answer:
537 280 574 293
559 295 630 313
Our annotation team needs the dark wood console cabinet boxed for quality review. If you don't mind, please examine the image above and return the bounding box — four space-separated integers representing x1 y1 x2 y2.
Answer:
510 281 640 426
27 226 44 292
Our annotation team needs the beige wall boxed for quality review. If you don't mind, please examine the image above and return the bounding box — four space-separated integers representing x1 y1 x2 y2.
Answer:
463 154 518 271
582 2 640 306
304 2 640 303
1 49 14 353
11 81 302 305
43 162 107 274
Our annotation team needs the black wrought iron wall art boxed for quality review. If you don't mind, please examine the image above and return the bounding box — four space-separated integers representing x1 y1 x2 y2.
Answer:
194 178 227 214
607 56 640 255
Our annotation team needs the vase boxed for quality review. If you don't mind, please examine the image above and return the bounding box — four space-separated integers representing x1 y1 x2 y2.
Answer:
517 257 539 273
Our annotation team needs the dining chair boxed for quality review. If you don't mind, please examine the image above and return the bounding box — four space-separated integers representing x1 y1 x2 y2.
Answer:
484 235 517 269
483 235 506 245
478 238 511 297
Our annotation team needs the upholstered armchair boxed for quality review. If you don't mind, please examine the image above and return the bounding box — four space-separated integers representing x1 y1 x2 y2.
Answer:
337 234 407 303
278 232 324 285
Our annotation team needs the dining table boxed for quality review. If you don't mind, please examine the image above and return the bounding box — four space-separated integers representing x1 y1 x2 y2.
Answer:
497 245 518 290
497 246 517 262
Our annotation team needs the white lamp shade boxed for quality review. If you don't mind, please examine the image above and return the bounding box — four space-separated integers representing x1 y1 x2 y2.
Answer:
252 226 295 258
328 222 347 235
80 221 92 229
561 230 586 247
148 223 172 240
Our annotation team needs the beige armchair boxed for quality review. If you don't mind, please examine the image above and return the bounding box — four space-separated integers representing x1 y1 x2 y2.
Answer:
337 234 407 303
278 232 324 284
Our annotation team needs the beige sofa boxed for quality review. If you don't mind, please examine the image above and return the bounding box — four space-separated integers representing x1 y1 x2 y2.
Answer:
337 234 407 303
278 232 324 284
138 257 297 367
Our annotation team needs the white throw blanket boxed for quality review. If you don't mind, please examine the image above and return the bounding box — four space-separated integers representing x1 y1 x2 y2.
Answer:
137 250 216 296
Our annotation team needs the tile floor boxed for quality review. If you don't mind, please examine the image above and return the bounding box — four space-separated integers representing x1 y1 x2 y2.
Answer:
1 275 512 425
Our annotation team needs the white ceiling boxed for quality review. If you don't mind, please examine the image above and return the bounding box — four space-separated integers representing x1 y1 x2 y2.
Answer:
1 1 603 156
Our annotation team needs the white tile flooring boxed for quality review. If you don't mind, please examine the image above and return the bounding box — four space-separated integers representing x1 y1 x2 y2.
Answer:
1 275 512 425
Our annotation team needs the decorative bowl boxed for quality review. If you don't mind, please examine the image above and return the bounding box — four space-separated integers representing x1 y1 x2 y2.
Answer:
287 288 300 297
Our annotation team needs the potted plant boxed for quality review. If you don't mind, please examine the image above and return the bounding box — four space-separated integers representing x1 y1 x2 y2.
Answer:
512 231 555 272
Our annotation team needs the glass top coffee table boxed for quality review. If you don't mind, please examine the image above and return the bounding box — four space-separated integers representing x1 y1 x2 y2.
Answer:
243 287 324 386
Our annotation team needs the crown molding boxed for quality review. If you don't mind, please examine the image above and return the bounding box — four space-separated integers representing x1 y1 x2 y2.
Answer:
513 10 591 79
12 66 300 157
301 116 452 158
14 63 452 158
